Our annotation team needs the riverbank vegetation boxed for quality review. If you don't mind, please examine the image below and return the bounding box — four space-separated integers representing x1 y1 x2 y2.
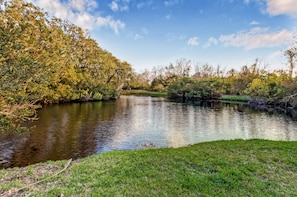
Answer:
0 0 132 132
129 58 296 102
1 139 296 196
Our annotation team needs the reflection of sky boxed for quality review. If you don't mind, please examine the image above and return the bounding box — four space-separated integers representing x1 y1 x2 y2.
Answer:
100 96 297 152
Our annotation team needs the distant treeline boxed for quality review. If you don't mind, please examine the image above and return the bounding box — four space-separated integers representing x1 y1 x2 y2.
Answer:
128 55 297 102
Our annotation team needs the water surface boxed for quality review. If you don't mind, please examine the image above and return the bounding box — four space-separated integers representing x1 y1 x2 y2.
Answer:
1 96 297 168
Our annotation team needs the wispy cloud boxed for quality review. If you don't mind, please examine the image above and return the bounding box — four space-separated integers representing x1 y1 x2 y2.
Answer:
110 1 119 11
137 0 153 9
133 34 143 40
129 28 148 40
96 16 125 34
266 0 297 17
166 33 176 42
243 0 250 5
166 33 185 42
70 0 98 12
219 27 294 50
164 0 180 6
142 28 149 35
249 20 260 25
203 37 218 48
267 50 283 60
187 37 199 46
109 0 129 12
28 0 125 34
165 14 171 20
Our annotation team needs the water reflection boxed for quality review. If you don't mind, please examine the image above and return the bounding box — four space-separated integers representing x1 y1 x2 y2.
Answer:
1 96 297 168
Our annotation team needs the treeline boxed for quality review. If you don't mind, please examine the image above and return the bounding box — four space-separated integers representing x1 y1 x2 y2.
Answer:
129 55 297 102
0 0 132 132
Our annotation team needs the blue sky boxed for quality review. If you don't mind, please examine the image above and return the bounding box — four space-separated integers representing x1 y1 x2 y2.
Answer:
28 0 297 73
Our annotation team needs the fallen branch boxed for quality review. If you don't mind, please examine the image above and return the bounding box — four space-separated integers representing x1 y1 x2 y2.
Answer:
11 158 72 195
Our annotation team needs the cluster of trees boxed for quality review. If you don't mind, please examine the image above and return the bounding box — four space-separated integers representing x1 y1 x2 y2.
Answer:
0 0 132 132
167 78 221 102
130 52 296 102
127 58 191 91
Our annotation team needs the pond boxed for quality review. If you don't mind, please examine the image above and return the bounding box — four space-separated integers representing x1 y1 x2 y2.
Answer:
1 95 297 168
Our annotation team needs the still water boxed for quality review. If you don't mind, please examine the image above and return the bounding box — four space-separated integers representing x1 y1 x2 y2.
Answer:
1 95 297 168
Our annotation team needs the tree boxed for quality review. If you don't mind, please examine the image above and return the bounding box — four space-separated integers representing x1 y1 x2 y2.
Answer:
149 58 192 90
0 0 132 131
285 48 296 78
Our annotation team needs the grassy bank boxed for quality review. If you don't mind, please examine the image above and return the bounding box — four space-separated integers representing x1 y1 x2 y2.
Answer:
121 92 249 103
121 90 167 97
220 95 250 103
1 140 297 196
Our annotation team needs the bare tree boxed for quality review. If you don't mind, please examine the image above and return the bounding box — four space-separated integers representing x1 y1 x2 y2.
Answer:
285 48 296 78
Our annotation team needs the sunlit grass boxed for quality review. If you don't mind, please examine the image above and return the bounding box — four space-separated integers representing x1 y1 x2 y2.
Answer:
1 140 296 196
121 90 167 97
221 95 250 102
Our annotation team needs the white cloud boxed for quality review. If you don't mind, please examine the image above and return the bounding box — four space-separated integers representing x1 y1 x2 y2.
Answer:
164 0 180 6
249 20 260 25
243 0 250 4
165 14 171 20
133 34 143 40
69 0 97 12
76 13 95 28
137 1 153 9
110 1 119 11
28 0 70 19
219 27 294 50
129 28 148 40
266 0 297 17
203 37 218 48
121 4 129 11
187 37 199 46
109 0 129 12
28 0 125 34
96 16 112 26
109 20 126 34
96 16 125 34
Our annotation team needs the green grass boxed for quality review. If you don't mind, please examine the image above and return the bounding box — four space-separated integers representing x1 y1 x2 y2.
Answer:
1 140 297 196
121 90 167 97
220 95 250 102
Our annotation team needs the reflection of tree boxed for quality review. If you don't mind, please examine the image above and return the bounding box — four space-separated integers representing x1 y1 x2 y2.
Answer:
0 133 29 168
8 101 128 167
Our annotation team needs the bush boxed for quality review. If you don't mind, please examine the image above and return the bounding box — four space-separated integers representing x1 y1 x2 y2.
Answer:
244 74 285 99
93 92 103 100
167 78 221 101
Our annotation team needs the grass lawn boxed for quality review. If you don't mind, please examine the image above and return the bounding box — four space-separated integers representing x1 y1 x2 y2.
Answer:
1 139 296 196
121 90 167 97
